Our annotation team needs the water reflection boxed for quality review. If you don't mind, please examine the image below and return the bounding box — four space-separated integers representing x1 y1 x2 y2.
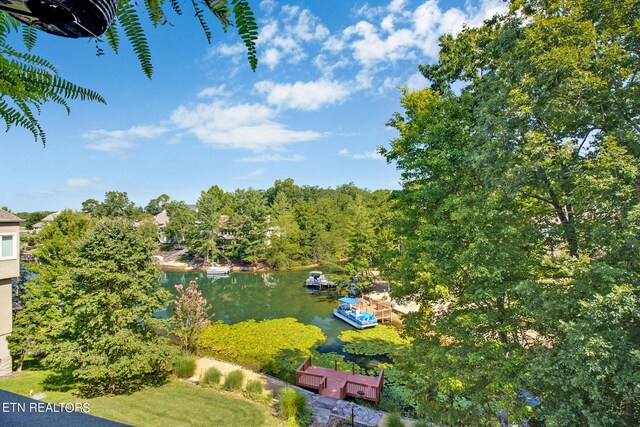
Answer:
160 270 353 344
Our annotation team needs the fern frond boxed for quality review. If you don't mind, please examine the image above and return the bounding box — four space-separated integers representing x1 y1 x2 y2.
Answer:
21 25 37 51
116 1 153 78
104 19 120 54
145 0 166 27
192 0 212 43
169 0 183 16
207 0 231 31
94 38 105 56
231 0 257 71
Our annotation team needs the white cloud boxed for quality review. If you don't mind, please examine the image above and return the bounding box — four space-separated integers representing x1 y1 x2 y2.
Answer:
84 125 168 140
170 100 321 151
65 177 91 188
352 3 386 20
254 79 350 111
407 72 428 90
234 168 266 180
86 139 135 154
257 5 329 70
237 154 304 162
338 0 507 68
388 0 407 13
83 125 168 155
339 148 383 160
197 85 231 98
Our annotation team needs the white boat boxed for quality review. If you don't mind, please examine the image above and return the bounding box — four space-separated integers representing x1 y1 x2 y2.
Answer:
333 297 378 329
305 271 335 287
207 262 231 275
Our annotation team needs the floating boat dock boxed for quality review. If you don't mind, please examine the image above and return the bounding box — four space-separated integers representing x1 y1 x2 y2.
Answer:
296 356 384 402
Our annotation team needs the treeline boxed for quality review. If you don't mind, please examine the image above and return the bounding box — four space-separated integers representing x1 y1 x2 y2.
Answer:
80 179 396 277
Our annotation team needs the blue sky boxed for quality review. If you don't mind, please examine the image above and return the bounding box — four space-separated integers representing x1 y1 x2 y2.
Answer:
2 0 505 212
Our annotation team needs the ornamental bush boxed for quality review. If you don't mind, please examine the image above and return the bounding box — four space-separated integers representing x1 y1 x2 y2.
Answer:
278 386 311 427
245 379 263 395
223 370 244 391
173 355 196 378
201 366 221 386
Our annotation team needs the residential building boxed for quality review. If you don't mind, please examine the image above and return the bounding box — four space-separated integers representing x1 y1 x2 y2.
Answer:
31 211 61 232
0 209 22 376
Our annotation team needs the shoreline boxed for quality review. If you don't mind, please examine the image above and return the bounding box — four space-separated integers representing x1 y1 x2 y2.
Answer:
155 260 321 274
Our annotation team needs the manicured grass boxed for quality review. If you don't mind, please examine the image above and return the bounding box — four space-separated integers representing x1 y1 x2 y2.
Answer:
0 370 280 427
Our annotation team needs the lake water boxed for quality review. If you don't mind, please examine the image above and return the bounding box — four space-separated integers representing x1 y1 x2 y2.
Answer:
160 270 354 354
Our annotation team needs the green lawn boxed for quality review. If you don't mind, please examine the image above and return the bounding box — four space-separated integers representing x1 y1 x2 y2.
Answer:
0 369 281 427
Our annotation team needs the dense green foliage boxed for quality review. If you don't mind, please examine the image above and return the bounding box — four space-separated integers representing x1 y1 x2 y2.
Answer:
0 0 258 143
339 325 411 356
201 366 222 386
10 213 172 395
223 369 244 391
383 0 640 424
173 355 197 378
277 386 311 427
152 179 394 280
197 318 325 371
77 180 394 279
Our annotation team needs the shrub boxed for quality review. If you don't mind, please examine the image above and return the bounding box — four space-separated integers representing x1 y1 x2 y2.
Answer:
223 369 245 391
173 355 196 378
412 421 430 427
386 413 405 427
246 379 263 395
200 366 221 386
278 386 311 427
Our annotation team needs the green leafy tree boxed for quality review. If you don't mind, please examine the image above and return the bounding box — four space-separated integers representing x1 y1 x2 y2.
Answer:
227 188 268 264
43 218 171 395
9 210 90 371
94 191 139 219
345 194 376 286
81 198 100 214
188 186 225 262
164 200 196 244
145 194 170 215
1 0 258 143
383 0 640 424
266 192 302 268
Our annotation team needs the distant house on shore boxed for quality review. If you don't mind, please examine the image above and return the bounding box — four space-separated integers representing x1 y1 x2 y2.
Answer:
154 210 172 244
0 208 22 376
31 211 61 232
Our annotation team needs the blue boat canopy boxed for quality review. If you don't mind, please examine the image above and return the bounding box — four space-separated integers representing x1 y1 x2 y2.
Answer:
338 297 361 304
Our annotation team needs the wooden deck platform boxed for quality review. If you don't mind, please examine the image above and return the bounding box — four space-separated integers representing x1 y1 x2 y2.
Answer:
295 356 384 402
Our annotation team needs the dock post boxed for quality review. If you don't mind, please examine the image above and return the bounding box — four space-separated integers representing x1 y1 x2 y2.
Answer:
334 361 337 371
352 362 355 374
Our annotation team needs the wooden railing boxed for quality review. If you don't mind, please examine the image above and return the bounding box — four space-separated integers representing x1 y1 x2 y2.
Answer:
296 371 327 391
341 368 385 402
296 356 328 393
298 356 312 372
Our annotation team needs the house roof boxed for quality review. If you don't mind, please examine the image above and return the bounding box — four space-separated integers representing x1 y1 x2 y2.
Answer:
154 210 170 227
0 209 23 223
40 211 61 222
